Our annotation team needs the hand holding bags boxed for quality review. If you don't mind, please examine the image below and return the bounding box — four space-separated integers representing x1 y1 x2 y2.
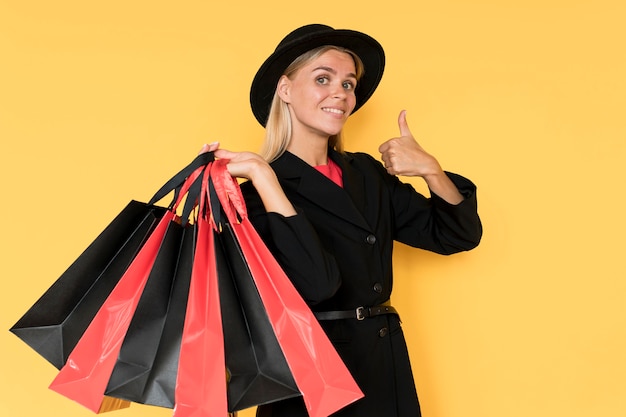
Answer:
10 152 363 417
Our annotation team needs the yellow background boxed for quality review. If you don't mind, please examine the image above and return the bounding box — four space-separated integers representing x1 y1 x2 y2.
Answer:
1 1 625 416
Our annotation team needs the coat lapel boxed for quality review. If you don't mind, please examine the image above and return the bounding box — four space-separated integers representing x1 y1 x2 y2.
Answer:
272 150 371 231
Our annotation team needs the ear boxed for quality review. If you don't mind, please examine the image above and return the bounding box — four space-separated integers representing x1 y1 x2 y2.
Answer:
276 75 291 103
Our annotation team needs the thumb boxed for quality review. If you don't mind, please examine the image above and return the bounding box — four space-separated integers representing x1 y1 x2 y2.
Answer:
398 110 412 137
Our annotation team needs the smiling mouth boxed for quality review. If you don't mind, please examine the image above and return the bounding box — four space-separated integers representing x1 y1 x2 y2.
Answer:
322 107 345 115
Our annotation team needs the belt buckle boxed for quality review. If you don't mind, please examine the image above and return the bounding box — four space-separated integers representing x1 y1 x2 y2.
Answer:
356 306 366 320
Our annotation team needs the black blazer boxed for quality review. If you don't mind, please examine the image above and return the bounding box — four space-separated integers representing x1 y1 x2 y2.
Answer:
241 149 482 417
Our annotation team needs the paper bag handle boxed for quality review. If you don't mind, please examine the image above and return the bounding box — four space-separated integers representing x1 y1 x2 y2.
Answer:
148 151 214 207
208 159 248 226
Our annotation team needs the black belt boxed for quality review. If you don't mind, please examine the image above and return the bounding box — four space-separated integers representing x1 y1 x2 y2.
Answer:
314 303 398 321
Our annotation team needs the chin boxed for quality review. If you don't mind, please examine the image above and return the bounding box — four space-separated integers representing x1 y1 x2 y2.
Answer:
322 123 346 137
325 129 342 137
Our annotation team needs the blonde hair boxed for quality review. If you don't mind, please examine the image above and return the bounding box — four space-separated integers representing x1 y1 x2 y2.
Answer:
260 46 365 162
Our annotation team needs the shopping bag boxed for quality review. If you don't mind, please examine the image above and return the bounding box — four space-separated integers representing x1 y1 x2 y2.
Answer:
217 217 300 412
48 204 176 412
174 164 228 417
48 157 210 413
9 200 167 369
104 220 196 408
210 160 363 417
9 151 213 370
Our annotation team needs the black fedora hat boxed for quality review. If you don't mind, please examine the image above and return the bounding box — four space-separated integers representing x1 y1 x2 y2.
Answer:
250 24 385 126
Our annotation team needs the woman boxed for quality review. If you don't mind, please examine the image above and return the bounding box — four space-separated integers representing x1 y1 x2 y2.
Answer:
206 24 482 417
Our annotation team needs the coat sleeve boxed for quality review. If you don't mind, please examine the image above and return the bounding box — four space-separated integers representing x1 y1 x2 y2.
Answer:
361 153 483 255
239 180 342 305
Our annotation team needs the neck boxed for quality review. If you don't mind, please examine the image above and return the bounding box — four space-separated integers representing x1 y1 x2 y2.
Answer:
287 133 330 166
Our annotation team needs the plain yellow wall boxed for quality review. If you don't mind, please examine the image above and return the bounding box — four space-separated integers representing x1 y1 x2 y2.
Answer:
1 1 625 417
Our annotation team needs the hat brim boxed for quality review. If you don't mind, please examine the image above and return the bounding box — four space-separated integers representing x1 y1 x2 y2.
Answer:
250 28 385 126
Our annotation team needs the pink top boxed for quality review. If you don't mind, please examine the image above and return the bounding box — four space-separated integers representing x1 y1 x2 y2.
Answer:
314 158 343 188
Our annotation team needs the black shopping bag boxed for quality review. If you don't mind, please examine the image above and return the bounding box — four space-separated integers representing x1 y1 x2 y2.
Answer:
216 207 300 411
104 220 196 407
10 152 213 370
10 201 167 369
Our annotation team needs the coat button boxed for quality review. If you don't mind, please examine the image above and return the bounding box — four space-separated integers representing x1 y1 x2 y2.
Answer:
366 234 376 245
378 327 388 338
373 282 383 293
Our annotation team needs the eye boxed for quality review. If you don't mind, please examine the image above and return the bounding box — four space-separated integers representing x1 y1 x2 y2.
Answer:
316 76 329 85
342 81 356 91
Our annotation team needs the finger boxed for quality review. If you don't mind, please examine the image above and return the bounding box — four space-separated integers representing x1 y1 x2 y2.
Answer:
213 148 236 160
398 110 412 137
198 144 210 154
198 142 219 154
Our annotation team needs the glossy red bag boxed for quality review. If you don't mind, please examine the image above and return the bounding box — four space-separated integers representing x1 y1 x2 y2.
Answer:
173 164 228 417
210 160 363 417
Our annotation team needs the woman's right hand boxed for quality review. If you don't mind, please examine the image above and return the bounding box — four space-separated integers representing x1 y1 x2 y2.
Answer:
198 144 296 217
213 148 274 183
198 143 272 182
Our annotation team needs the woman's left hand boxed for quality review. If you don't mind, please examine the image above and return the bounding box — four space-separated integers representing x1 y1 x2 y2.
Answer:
379 110 464 205
378 110 442 178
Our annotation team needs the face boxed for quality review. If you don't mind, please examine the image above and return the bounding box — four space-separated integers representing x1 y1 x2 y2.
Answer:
278 49 358 141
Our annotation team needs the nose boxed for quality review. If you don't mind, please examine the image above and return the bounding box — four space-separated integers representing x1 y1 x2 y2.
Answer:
331 82 347 99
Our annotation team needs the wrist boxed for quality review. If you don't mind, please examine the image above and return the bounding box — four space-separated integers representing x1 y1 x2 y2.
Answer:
248 162 278 188
424 171 464 205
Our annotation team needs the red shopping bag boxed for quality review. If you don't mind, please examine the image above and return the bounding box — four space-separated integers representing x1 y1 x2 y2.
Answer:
173 164 228 417
210 160 363 417
49 163 207 413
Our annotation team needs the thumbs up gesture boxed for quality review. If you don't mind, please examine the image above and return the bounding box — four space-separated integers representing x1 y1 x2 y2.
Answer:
378 111 464 204
378 110 442 178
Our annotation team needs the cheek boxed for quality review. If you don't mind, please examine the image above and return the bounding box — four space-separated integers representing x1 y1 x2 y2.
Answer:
293 85 320 105
348 94 357 111
308 87 326 102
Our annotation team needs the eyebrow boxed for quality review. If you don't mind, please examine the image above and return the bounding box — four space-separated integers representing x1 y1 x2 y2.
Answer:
312 66 357 79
